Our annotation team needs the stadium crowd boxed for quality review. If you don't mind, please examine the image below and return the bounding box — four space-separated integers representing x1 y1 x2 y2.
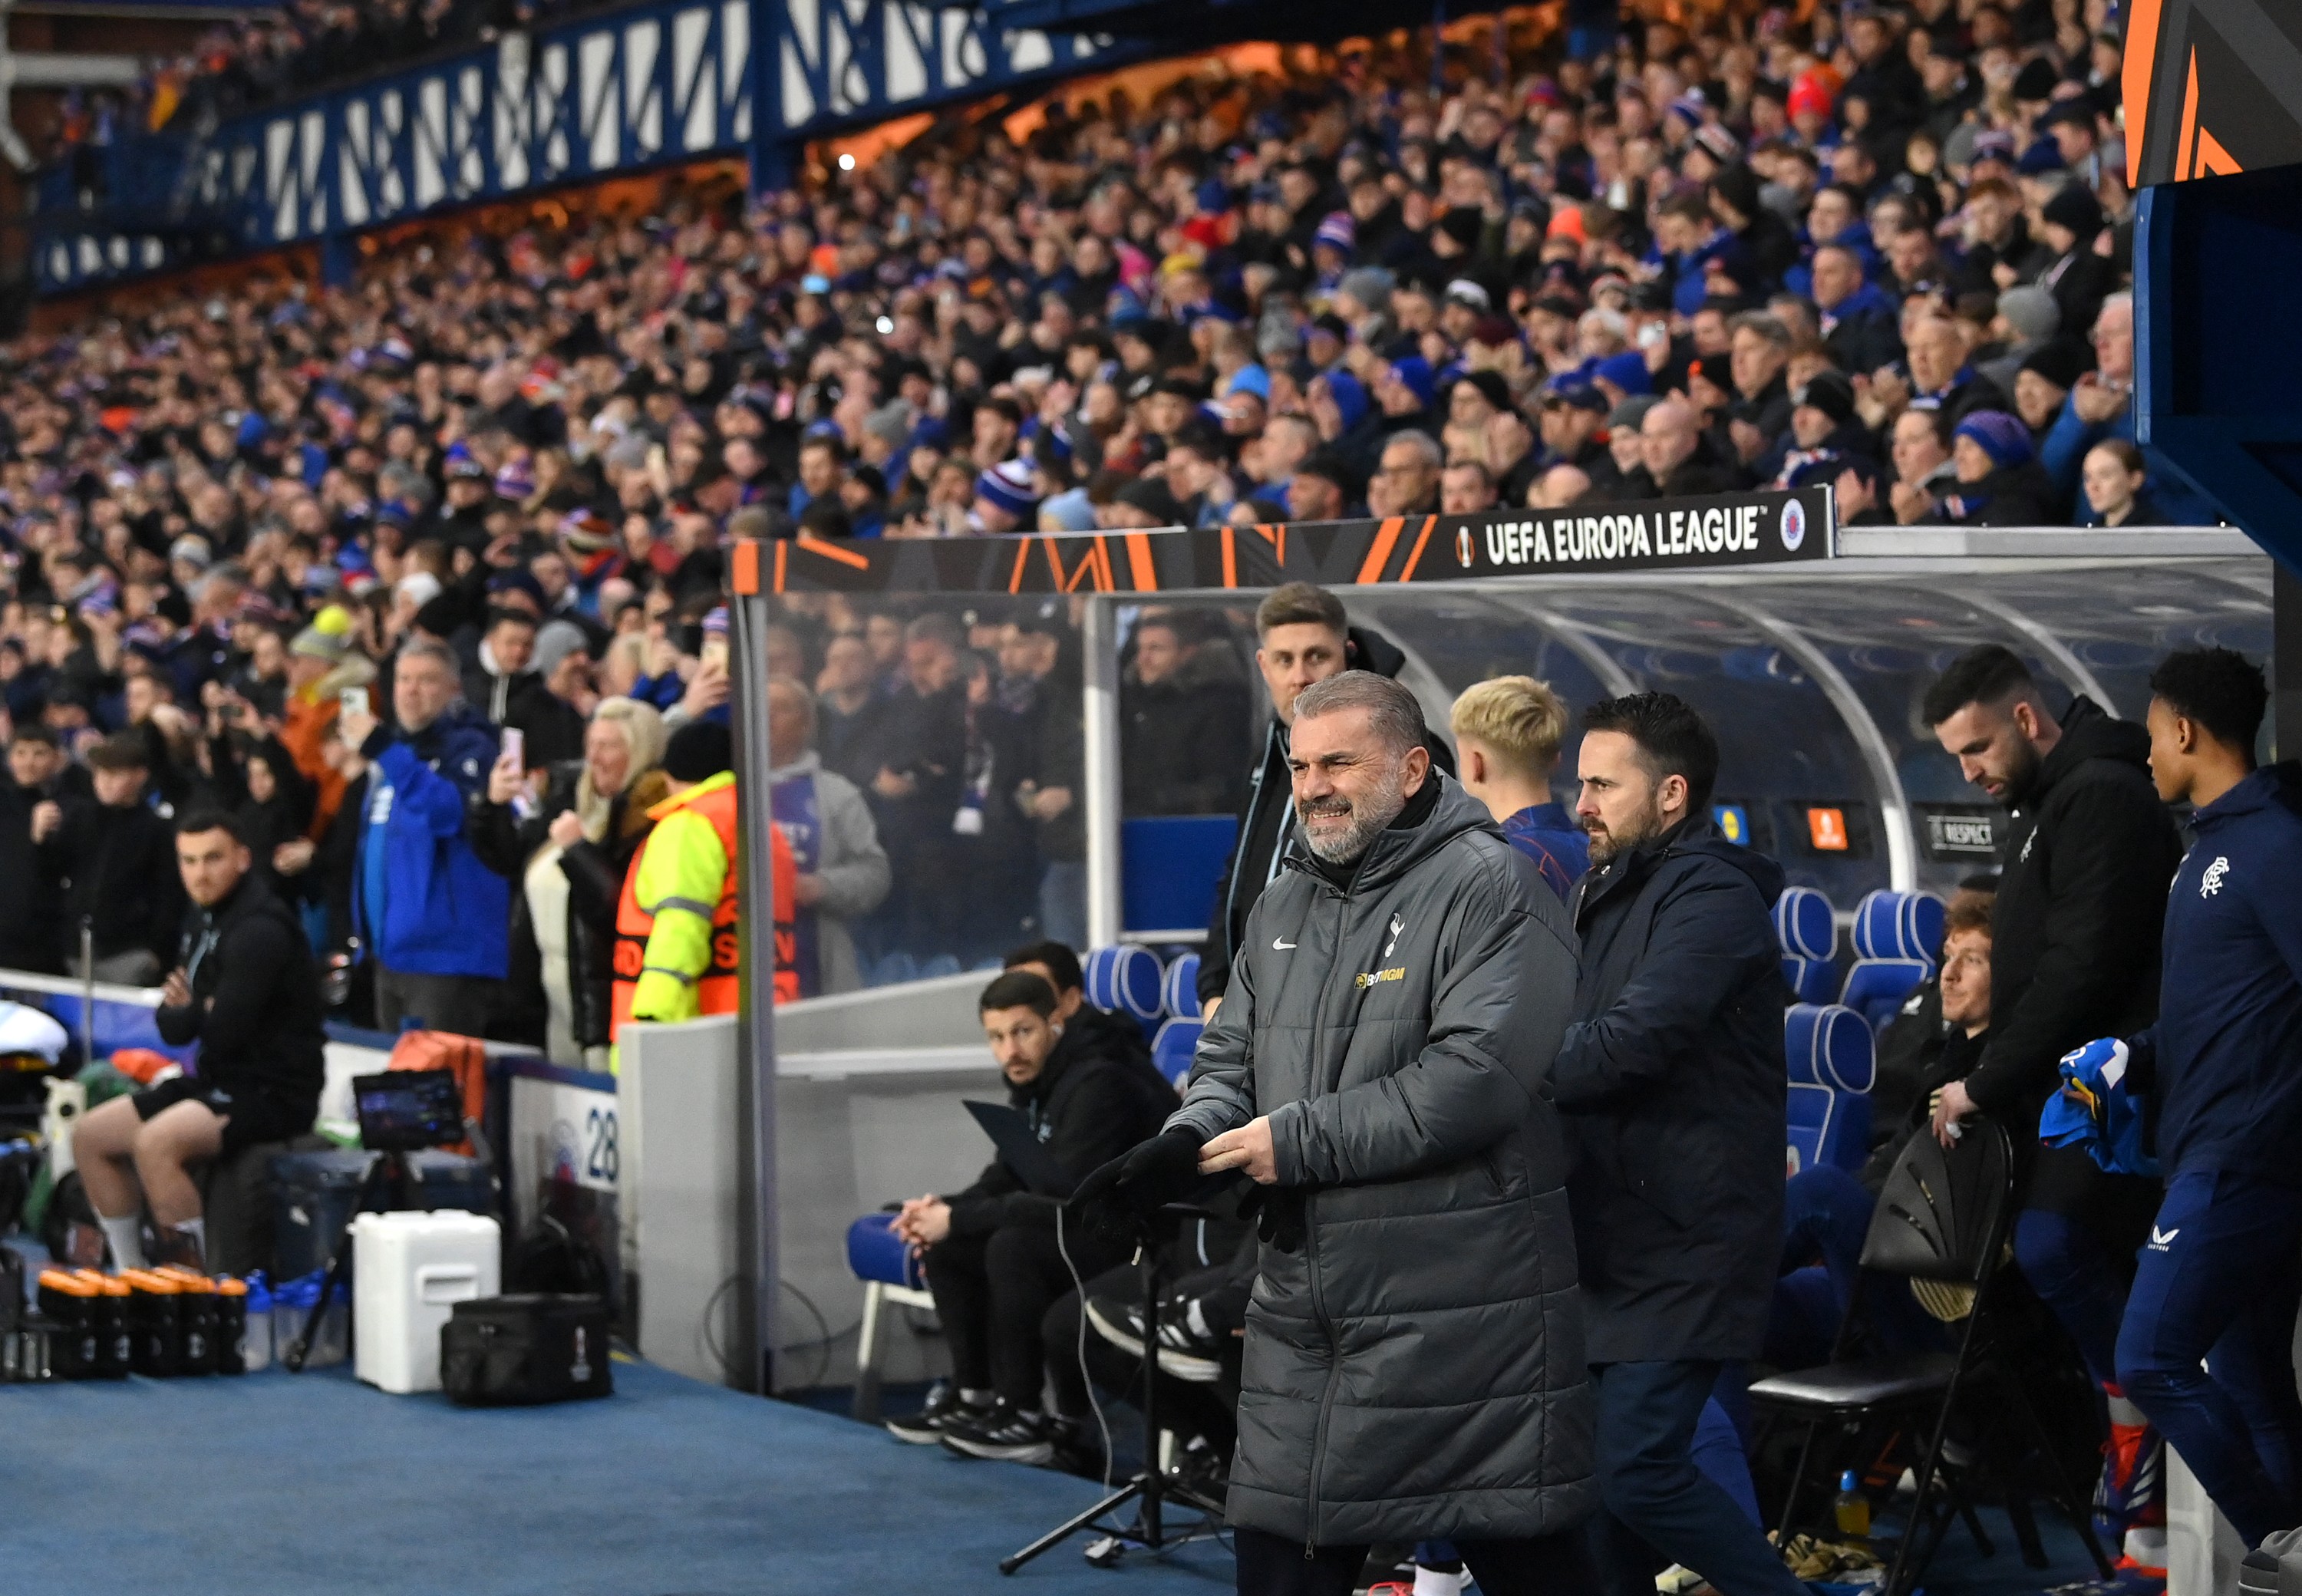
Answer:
0 0 2217 1046
11 8 2300 1588
47 0 2198 531
54 0 618 147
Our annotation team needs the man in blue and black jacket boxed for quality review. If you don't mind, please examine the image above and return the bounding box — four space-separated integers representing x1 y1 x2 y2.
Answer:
341 635 507 1037
2111 647 2302 1548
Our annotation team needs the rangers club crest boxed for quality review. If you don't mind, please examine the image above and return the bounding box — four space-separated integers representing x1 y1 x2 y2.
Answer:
1779 499 1807 552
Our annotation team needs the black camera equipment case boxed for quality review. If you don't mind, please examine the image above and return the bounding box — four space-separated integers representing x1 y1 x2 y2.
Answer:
441 1294 612 1406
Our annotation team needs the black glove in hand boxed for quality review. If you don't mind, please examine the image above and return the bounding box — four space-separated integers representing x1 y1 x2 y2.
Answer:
1237 1185 1310 1253
1066 1127 1202 1241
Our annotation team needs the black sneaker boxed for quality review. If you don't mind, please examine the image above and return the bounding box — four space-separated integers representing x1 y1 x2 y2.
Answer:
1050 1415 1108 1481
1084 1289 1223 1381
885 1381 985 1444
1167 1432 1230 1500
940 1398 1060 1464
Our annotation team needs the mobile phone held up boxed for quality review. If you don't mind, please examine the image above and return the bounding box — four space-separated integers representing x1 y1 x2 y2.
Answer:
502 728 538 820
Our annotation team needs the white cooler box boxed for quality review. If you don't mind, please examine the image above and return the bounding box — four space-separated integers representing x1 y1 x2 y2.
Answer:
352 1211 501 1394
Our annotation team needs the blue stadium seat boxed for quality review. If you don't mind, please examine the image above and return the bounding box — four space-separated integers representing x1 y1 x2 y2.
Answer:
1771 885 1839 1006
1782 958 1836 1006
1160 953 1202 1019
1784 1003 1876 1176
1841 959 1934 1032
1839 890 1945 1033
1852 889 1945 963
846 1211 923 1291
1084 945 1164 1031
846 1212 934 1424
1151 1017 1203 1090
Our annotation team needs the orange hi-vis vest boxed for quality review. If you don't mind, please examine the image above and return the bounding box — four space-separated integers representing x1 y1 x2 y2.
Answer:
609 777 800 1040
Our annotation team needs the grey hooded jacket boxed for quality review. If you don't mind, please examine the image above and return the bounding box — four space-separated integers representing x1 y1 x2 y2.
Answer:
1167 773 1595 1547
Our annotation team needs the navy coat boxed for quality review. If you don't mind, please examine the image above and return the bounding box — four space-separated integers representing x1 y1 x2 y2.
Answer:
2143 762 2302 1185
1553 817 1789 1364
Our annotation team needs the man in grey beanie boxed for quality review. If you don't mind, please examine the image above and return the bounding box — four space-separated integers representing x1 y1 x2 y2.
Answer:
1979 284 2061 397
1334 266 1397 341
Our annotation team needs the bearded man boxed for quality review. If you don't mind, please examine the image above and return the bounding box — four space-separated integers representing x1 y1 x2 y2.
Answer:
1071 671 1594 1596
1553 691 1809 1596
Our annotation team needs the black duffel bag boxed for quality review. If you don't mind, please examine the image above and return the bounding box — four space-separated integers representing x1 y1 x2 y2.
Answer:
440 1294 613 1406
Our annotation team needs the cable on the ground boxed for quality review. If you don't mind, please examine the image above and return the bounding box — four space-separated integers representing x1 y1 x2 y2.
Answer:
1055 1202 1118 1490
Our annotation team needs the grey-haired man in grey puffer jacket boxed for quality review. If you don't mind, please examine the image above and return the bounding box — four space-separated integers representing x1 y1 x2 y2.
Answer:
1072 671 1595 1596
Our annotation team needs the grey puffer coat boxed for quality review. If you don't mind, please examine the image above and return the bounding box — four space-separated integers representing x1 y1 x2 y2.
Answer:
1168 774 1594 1548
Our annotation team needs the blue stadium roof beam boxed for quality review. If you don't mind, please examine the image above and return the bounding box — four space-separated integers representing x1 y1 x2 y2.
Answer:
968 0 1511 44
770 0 1127 143
34 0 1152 293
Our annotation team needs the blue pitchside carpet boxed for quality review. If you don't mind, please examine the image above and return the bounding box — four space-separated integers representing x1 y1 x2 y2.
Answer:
0 1351 2115 1594
1 1357 1234 1595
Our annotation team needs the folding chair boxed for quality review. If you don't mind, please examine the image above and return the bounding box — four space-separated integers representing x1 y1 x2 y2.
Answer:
1750 1121 2114 1595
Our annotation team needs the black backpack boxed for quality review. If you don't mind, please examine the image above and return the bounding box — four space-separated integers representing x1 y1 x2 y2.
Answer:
504 1214 612 1304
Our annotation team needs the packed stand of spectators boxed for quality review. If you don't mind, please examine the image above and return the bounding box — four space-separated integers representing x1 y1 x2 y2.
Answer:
43 0 623 170
770 592 1256 982
0 0 2224 1042
56 0 2211 547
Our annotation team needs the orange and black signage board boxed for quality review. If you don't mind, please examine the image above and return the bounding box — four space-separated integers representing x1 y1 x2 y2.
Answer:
2125 0 2302 186
732 486 1832 597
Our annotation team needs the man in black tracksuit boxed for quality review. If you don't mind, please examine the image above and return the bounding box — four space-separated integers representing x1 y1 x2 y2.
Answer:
1553 693 1806 1596
2113 649 2302 1547
884 971 1172 1463
1925 645 2182 1499
1196 582 1452 1012
70 810 327 1270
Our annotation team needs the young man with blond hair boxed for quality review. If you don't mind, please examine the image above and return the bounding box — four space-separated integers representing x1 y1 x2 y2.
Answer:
1450 674 1587 901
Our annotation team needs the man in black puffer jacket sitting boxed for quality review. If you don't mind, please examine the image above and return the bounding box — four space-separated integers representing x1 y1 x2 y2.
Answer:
882 971 1172 1466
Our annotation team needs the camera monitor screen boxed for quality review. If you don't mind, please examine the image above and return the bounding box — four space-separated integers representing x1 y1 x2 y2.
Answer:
353 1070 466 1152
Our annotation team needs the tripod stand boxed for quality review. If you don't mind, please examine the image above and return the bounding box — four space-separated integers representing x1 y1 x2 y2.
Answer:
282 1149 415 1373
1000 1206 1228 1575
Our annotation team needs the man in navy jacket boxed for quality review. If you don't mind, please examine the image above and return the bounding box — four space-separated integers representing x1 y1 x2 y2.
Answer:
1554 692 1805 1596
2113 648 2302 1548
342 636 508 1037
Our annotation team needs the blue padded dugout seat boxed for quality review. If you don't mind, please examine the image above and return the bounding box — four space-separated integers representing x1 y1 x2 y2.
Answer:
1784 1003 1876 1176
1152 1017 1203 1090
1084 945 1165 1034
846 1211 923 1292
1160 953 1202 1020
1160 953 1197 1013
1839 890 1945 1033
846 1212 935 1423
1772 885 1839 1006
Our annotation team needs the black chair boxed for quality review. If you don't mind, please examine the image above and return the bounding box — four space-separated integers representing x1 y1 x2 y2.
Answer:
1750 1121 2115 1595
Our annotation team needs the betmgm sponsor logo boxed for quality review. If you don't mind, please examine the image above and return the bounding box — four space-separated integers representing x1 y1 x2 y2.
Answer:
1473 502 1776 569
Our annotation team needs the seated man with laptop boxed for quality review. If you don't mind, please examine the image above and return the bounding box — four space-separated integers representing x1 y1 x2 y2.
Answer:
884 969 1172 1467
